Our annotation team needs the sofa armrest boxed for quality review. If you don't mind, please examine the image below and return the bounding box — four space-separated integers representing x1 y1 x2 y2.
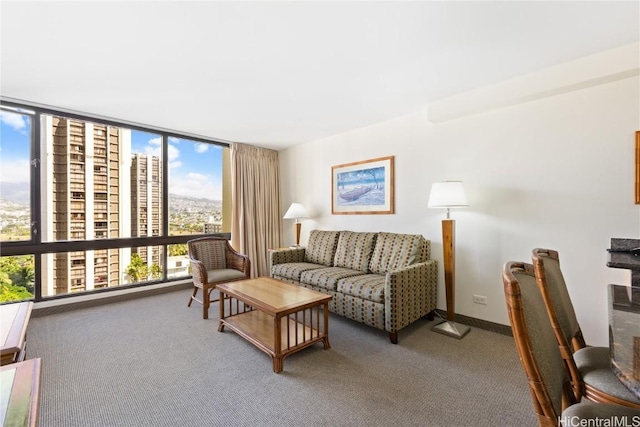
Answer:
269 248 306 266
384 260 438 333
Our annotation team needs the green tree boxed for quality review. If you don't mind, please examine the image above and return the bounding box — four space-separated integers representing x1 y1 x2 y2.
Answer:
149 264 162 279
126 253 162 282
169 244 188 256
126 253 148 283
0 271 33 302
0 256 34 293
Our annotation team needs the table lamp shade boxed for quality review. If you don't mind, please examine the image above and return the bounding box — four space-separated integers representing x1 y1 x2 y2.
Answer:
283 203 309 221
428 181 468 208
283 203 308 247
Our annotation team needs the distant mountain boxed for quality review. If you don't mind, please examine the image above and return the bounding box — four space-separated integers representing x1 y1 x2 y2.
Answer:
169 194 221 204
168 193 221 214
0 187 221 211
0 182 30 205
0 198 29 212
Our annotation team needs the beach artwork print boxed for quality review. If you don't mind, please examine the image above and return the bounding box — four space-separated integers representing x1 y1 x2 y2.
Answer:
331 156 394 215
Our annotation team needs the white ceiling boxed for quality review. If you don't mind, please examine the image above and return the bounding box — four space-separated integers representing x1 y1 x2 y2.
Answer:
1 1 638 150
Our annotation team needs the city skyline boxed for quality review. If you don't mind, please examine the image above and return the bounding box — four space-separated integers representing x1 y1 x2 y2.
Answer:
0 110 224 202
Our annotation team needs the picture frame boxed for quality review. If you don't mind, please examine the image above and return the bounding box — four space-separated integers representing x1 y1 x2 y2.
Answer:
636 131 640 204
331 156 394 215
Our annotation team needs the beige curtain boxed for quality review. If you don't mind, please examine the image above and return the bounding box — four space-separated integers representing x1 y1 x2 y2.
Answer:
230 143 282 277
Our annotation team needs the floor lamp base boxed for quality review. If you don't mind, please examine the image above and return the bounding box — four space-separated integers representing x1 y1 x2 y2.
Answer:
431 320 471 339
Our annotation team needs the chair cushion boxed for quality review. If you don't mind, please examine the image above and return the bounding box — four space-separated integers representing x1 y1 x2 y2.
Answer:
337 274 385 303
369 233 424 275
205 269 246 284
573 346 612 371
305 230 341 266
575 346 640 404
300 267 364 291
271 262 325 282
333 231 377 273
561 402 640 423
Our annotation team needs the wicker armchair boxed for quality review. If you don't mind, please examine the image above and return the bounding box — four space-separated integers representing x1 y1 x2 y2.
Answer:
187 237 250 319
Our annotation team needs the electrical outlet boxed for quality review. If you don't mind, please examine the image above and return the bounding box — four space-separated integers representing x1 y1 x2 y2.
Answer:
473 295 488 305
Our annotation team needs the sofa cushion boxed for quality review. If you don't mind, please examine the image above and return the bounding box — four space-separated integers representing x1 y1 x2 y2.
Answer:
300 267 364 291
333 231 377 273
369 233 425 275
271 262 325 282
337 274 385 303
304 230 341 266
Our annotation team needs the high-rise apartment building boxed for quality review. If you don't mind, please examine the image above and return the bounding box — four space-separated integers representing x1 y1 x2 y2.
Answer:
130 153 162 268
40 116 139 295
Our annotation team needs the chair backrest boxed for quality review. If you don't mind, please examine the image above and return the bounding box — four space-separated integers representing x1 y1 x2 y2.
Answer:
503 261 576 426
531 248 586 352
188 237 228 271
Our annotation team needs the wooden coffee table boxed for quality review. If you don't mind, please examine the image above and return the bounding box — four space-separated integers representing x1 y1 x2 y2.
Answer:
216 277 331 373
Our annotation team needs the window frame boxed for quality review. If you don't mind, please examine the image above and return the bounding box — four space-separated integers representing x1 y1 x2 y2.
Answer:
1 99 231 302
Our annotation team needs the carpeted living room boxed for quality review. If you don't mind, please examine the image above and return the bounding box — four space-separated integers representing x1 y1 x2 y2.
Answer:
1 2 639 427
26 288 535 426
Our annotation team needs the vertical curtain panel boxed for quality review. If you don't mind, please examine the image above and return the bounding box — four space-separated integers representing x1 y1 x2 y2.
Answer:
230 143 282 277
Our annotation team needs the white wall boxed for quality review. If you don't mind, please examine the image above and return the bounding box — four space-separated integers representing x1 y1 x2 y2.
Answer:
279 47 640 346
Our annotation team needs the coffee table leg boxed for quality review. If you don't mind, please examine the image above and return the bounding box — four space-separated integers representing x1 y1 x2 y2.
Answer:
273 315 283 373
323 302 330 349
218 290 225 332
273 356 283 373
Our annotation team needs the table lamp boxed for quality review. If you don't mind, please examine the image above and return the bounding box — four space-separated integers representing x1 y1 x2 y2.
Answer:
428 181 470 339
283 203 309 247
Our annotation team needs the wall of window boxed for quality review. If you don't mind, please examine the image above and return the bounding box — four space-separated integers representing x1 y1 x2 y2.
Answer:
0 102 231 303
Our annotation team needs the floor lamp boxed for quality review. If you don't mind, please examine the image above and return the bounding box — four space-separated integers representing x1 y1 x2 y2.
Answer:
283 203 309 247
428 181 470 339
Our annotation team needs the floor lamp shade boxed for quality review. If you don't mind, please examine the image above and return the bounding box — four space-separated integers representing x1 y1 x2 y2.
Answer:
283 203 309 247
427 181 468 216
427 181 470 339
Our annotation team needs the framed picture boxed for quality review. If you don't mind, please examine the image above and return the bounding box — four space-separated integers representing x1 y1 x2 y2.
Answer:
331 156 394 215
636 131 640 204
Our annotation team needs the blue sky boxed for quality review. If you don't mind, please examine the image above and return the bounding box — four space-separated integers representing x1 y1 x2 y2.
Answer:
131 130 223 200
0 110 223 201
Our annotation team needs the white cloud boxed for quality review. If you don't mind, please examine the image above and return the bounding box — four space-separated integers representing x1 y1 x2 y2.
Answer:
168 137 180 144
143 140 180 162
0 158 30 183
143 145 160 158
194 143 209 154
167 144 179 161
187 172 207 180
170 172 222 200
148 137 161 146
0 111 27 132
169 161 183 169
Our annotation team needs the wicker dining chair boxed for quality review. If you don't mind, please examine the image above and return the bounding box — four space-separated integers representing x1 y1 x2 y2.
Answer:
531 248 640 408
187 237 250 319
502 261 640 427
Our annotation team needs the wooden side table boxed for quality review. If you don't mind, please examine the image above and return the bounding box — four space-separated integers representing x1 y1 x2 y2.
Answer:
1 302 34 366
0 358 42 427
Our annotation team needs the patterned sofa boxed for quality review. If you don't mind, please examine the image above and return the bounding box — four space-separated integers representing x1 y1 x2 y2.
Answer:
269 230 438 344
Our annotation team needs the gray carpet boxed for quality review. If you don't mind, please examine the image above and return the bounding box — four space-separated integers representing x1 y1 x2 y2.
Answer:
27 289 536 427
